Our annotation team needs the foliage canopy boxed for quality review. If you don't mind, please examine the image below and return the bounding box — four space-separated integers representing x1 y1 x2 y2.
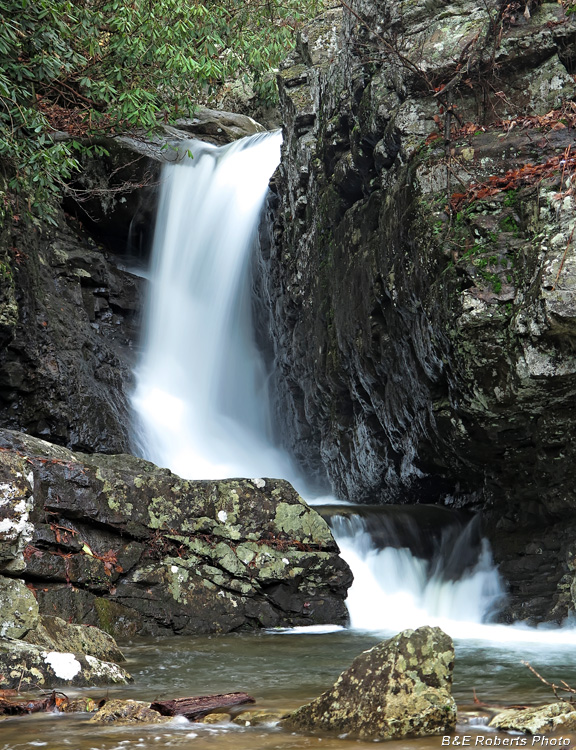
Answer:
0 0 319 224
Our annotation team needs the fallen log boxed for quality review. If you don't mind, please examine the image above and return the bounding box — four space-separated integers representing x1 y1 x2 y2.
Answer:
150 692 255 720
0 691 68 715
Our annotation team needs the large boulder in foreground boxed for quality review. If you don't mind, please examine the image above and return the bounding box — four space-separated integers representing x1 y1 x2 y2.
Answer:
282 626 456 740
0 575 129 688
0 429 352 637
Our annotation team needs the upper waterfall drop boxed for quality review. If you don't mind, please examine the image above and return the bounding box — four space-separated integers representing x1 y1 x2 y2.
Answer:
132 131 295 481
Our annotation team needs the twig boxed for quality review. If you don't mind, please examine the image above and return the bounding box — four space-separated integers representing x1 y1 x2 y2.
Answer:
522 660 576 700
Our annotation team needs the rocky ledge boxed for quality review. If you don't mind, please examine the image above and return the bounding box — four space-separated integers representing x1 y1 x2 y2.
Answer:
0 429 352 638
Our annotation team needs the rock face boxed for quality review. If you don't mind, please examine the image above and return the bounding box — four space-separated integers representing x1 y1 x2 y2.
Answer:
0 429 352 637
282 626 456 740
0 215 142 453
259 0 576 621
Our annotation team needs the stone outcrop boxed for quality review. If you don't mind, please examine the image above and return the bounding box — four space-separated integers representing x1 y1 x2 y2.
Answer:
0 429 352 637
259 0 576 621
281 625 456 740
67 107 267 257
489 702 576 734
0 572 129 688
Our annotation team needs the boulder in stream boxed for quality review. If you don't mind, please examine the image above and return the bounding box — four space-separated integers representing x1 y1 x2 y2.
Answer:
489 702 576 734
281 625 456 740
0 639 131 689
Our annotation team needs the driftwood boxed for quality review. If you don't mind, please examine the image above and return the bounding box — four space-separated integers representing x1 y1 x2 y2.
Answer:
0 691 68 715
150 692 255 720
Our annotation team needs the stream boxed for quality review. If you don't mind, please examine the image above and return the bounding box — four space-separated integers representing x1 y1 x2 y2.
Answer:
2 629 576 749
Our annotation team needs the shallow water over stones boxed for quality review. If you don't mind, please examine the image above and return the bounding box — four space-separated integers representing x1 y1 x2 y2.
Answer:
2 630 576 750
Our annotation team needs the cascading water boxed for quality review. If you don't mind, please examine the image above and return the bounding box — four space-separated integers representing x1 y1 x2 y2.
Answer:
132 131 296 481
131 131 509 638
328 509 505 636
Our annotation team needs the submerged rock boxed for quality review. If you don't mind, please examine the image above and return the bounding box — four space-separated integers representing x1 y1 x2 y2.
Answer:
489 702 576 734
281 626 456 740
0 429 352 636
233 710 285 726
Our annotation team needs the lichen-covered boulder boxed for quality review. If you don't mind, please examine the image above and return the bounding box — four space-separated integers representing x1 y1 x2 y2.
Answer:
281 626 456 740
0 639 131 689
0 429 352 637
489 702 576 734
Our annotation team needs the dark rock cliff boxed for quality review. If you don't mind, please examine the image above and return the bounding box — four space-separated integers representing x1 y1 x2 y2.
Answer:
0 214 142 453
260 0 576 622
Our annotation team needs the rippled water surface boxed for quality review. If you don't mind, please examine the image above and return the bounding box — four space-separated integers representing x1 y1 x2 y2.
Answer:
2 629 576 750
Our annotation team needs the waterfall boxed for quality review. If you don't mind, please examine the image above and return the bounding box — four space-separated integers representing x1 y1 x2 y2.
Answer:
132 131 296 481
131 131 506 637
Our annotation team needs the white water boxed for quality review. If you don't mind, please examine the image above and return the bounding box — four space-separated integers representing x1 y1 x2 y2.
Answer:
131 132 575 644
132 132 296 481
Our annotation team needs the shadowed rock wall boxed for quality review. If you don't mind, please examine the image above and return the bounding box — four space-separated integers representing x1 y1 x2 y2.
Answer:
258 0 576 622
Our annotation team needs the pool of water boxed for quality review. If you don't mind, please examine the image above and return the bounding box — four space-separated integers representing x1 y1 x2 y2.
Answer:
2 627 575 750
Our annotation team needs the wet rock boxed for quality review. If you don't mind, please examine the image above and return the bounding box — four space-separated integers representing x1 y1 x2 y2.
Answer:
22 615 125 663
172 108 266 144
259 0 576 622
89 700 168 724
0 216 143 454
0 639 132 689
0 429 352 636
281 626 456 740
60 697 100 713
202 712 231 724
489 702 576 734
232 710 285 726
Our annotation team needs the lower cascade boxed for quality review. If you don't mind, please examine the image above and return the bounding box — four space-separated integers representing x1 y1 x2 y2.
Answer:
328 508 504 634
132 131 506 637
